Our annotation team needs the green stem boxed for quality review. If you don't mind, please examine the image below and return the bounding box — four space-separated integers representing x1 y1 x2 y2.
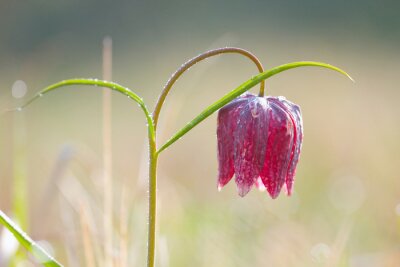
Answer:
152 47 265 130
147 120 158 267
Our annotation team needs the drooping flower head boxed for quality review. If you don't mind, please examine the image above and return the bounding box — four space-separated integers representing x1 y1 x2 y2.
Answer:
217 93 303 198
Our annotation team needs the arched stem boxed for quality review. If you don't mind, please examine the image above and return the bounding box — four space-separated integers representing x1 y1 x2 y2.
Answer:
152 47 265 130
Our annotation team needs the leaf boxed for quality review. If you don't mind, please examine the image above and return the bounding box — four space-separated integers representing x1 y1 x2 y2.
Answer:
157 61 353 154
5 78 155 136
7 78 151 120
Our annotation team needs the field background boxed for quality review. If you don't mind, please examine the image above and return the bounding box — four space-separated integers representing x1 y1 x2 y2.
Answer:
0 1 400 266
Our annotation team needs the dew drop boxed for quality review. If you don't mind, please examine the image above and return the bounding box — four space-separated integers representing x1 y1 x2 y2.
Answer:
38 93 43 97
16 107 22 111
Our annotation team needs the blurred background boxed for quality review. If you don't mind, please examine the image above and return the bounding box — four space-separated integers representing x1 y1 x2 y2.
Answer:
0 0 399 266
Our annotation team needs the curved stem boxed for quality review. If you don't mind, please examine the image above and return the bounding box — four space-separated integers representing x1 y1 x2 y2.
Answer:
152 47 265 130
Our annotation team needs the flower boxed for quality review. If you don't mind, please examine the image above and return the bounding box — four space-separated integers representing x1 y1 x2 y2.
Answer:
217 93 303 198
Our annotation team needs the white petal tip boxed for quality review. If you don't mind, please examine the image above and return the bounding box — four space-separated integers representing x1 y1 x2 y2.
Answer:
217 184 223 192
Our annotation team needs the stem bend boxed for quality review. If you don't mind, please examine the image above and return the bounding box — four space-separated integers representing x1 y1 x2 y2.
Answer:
152 47 265 130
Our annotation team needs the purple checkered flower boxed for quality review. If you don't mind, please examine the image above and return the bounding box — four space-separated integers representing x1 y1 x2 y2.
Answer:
217 93 303 198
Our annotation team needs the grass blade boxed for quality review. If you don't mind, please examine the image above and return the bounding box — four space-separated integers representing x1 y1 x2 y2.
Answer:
0 210 63 267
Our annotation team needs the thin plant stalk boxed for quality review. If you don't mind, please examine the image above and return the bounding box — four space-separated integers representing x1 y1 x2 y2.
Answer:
146 120 157 267
102 36 114 267
79 204 96 267
118 187 128 267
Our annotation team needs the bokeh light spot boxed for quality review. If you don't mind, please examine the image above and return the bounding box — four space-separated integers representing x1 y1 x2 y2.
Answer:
328 175 366 214
310 243 331 263
11 80 27 99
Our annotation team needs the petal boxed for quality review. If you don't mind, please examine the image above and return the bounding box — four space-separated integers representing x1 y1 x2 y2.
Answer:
233 97 267 197
217 97 248 190
277 98 303 195
260 98 294 198
252 98 270 172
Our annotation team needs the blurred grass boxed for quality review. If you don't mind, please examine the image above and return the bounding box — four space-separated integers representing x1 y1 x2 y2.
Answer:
1 1 400 266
